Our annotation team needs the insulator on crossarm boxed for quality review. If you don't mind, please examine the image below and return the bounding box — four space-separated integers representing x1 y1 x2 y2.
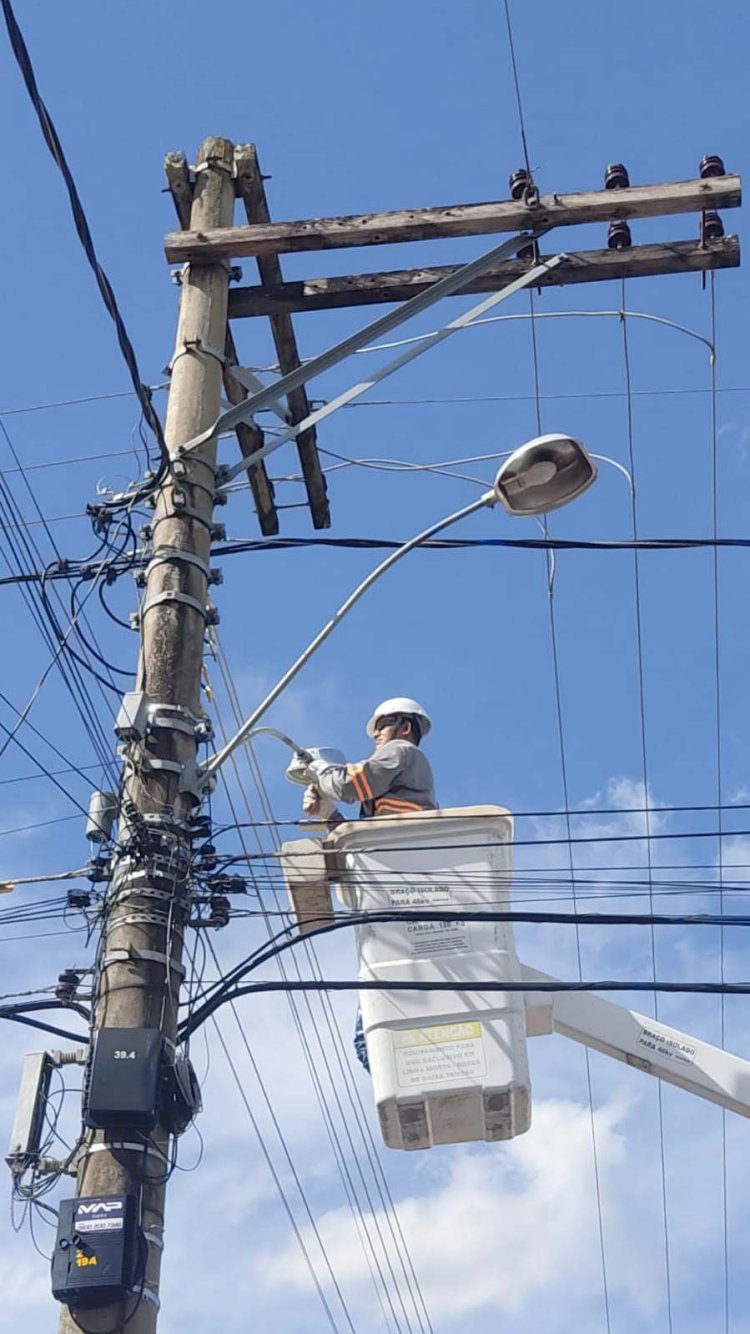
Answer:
56 969 82 1004
509 168 531 200
701 210 725 241
604 162 630 190
699 154 726 179
608 219 632 250
209 896 231 929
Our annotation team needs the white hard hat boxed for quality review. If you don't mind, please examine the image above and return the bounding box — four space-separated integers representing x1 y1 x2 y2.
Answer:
366 697 433 739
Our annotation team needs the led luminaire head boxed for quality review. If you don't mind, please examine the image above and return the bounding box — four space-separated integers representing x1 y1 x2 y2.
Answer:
285 747 346 786
493 434 597 516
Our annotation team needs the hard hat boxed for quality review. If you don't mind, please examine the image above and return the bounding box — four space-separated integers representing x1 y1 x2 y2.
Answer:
366 698 432 739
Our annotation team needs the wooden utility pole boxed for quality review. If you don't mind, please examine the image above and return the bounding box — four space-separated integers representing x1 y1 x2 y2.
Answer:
58 136 235 1334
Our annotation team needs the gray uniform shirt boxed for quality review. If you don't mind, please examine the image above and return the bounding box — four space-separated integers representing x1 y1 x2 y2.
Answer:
312 739 436 817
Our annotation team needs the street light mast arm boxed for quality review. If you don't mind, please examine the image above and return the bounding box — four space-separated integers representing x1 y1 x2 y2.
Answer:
202 494 493 781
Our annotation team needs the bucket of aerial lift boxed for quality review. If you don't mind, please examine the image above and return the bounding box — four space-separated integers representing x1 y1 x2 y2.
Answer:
327 806 531 1151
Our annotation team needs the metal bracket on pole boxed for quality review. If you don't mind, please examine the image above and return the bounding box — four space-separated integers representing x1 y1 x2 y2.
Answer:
175 227 550 460
220 251 565 487
224 363 291 424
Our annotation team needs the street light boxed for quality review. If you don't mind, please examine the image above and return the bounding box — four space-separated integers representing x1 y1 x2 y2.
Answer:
493 433 597 516
201 434 597 782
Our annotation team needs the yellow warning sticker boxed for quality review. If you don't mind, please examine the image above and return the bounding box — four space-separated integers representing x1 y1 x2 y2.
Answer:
394 1022 482 1048
394 1023 487 1087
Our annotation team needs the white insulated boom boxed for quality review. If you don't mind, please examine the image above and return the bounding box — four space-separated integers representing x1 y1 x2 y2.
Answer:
522 964 750 1119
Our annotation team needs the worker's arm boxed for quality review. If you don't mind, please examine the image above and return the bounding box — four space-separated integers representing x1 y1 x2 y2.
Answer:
310 741 408 806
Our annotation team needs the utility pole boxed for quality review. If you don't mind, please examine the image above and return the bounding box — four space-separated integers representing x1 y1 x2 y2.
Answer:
58 136 235 1334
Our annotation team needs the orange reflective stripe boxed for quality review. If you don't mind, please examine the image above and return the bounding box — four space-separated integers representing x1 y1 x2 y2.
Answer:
347 764 368 802
374 797 424 813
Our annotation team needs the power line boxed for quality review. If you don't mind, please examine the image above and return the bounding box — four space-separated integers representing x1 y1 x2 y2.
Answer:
621 279 673 1331
0 0 167 480
0 386 167 419
709 271 730 1334
209 1007 354 1334
209 652 428 1330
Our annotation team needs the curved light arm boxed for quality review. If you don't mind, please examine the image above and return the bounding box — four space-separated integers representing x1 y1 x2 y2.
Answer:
202 493 494 781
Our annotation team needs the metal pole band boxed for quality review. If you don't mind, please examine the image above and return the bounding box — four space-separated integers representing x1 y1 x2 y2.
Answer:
107 913 184 931
81 1142 168 1166
101 949 187 977
145 548 211 580
116 887 176 904
140 590 208 619
151 507 213 532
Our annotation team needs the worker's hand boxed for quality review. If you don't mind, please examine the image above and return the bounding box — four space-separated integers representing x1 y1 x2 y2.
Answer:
302 785 338 821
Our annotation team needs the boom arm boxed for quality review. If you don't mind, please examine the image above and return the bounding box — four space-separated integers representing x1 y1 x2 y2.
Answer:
522 964 750 1118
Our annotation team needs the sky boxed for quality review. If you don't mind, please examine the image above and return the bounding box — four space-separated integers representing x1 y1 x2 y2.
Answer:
0 0 749 1329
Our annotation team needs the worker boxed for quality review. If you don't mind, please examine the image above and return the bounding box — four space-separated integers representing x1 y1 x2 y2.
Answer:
300 697 437 823
299 698 437 1072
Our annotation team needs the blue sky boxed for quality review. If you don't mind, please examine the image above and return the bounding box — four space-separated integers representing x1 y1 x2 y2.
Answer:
1 0 749 1330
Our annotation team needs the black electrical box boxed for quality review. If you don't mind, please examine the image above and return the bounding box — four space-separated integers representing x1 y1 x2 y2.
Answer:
51 1194 140 1308
84 1027 163 1131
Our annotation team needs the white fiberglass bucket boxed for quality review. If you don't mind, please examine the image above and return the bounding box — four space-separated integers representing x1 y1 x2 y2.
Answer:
328 806 531 1150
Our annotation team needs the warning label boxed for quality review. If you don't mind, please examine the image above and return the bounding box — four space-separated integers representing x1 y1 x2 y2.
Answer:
387 884 452 909
636 1025 696 1066
394 1022 486 1087
388 883 469 958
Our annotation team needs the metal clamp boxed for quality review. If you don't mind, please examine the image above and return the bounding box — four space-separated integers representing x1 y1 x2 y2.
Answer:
148 701 203 737
151 507 213 533
140 590 209 620
139 756 183 776
82 1142 169 1167
101 948 186 978
112 863 189 891
108 913 183 931
191 157 233 176
116 887 175 905
166 337 227 375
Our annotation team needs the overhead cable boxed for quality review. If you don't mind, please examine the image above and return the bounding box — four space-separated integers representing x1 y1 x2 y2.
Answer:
0 0 168 491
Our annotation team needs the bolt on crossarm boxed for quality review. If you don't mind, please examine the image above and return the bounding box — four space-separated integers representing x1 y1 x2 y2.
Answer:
58 137 235 1334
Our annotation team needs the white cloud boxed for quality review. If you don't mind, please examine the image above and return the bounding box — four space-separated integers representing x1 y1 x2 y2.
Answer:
261 1096 662 1330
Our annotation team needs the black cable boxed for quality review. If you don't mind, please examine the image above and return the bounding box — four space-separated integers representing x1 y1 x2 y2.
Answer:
98 576 135 631
183 975 750 1040
181 907 750 1037
0 477 117 779
0 0 168 493
213 535 750 556
0 1012 88 1042
0 719 94 822
3 533 750 591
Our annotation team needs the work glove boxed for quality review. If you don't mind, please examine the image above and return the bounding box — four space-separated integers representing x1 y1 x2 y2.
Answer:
307 758 335 784
302 784 338 822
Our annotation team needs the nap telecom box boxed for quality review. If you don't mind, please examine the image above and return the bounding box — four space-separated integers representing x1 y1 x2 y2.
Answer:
329 806 530 1151
51 1194 140 1308
84 1027 163 1131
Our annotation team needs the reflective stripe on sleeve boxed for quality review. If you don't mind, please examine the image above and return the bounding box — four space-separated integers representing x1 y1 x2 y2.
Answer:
347 763 370 802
